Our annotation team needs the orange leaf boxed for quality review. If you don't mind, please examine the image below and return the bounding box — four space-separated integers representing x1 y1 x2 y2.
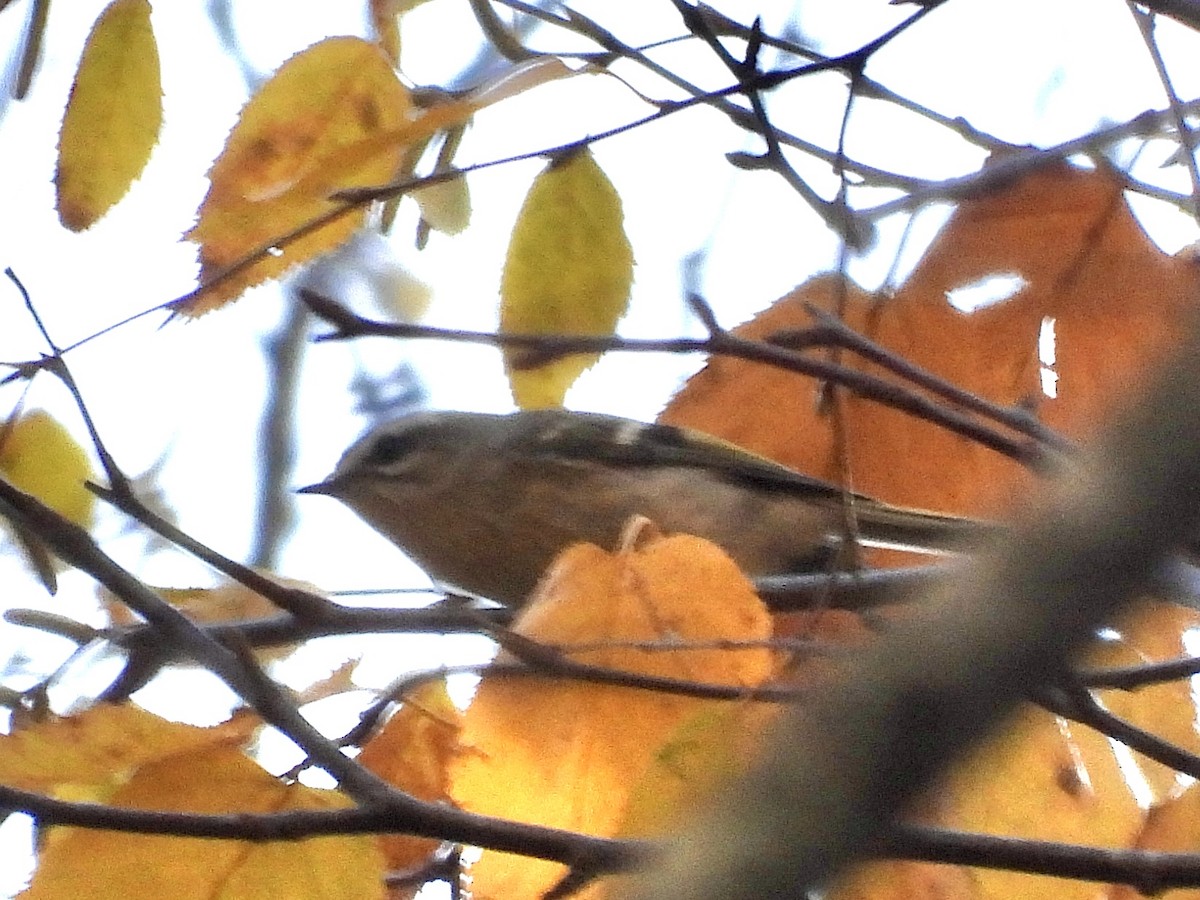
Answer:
448 523 775 900
22 744 384 900
1086 600 1200 803
662 162 1200 520
55 0 161 231
1110 782 1200 900
359 680 461 870
183 37 455 315
828 860 979 900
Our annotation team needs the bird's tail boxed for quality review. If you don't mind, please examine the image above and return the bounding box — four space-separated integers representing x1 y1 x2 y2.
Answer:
846 498 996 556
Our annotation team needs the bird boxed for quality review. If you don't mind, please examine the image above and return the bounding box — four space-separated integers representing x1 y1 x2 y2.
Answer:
300 409 987 607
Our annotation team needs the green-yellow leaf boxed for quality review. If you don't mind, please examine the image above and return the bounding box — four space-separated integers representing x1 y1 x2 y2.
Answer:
621 703 778 838
0 410 95 531
55 0 162 232
499 148 634 408
0 409 96 593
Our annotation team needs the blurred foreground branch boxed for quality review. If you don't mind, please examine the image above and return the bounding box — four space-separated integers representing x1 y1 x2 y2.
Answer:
628 303 1200 898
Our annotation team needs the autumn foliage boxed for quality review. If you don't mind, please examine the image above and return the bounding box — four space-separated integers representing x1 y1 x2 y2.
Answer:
8 2 1200 900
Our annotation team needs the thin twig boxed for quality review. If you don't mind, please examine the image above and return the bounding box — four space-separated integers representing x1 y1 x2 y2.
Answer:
885 824 1200 893
301 289 1052 464
1040 685 1200 781
90 482 334 621
792 305 1073 453
0 478 397 803
1129 5 1200 221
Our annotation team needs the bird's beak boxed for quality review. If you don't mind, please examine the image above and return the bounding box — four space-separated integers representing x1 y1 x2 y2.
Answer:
296 480 336 496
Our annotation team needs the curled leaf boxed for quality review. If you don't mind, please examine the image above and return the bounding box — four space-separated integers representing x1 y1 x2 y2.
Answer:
412 175 471 236
449 525 773 899
467 57 577 108
184 37 449 315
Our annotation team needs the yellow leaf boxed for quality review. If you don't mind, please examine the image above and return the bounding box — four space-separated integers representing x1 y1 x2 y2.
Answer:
499 148 634 408
55 0 161 231
620 702 780 838
938 705 1142 900
449 523 774 900
0 410 94 526
0 409 96 588
0 704 256 801
184 37 470 315
359 680 462 870
22 744 384 900
0 408 93 535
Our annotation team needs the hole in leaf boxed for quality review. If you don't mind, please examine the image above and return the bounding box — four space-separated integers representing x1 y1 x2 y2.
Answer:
1039 316 1058 399
945 273 1027 313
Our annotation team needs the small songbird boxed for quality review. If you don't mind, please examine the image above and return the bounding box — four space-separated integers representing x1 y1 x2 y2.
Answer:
300 409 985 607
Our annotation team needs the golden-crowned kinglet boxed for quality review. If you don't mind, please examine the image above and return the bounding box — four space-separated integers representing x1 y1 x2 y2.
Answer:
300 409 983 607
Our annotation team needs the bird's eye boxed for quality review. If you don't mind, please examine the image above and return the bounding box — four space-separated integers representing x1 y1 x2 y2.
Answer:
363 431 420 469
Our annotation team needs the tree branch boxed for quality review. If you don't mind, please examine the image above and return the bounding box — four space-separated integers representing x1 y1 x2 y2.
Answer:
626 309 1200 898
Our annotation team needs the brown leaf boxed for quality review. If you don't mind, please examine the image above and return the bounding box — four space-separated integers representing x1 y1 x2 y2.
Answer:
662 162 1200 519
